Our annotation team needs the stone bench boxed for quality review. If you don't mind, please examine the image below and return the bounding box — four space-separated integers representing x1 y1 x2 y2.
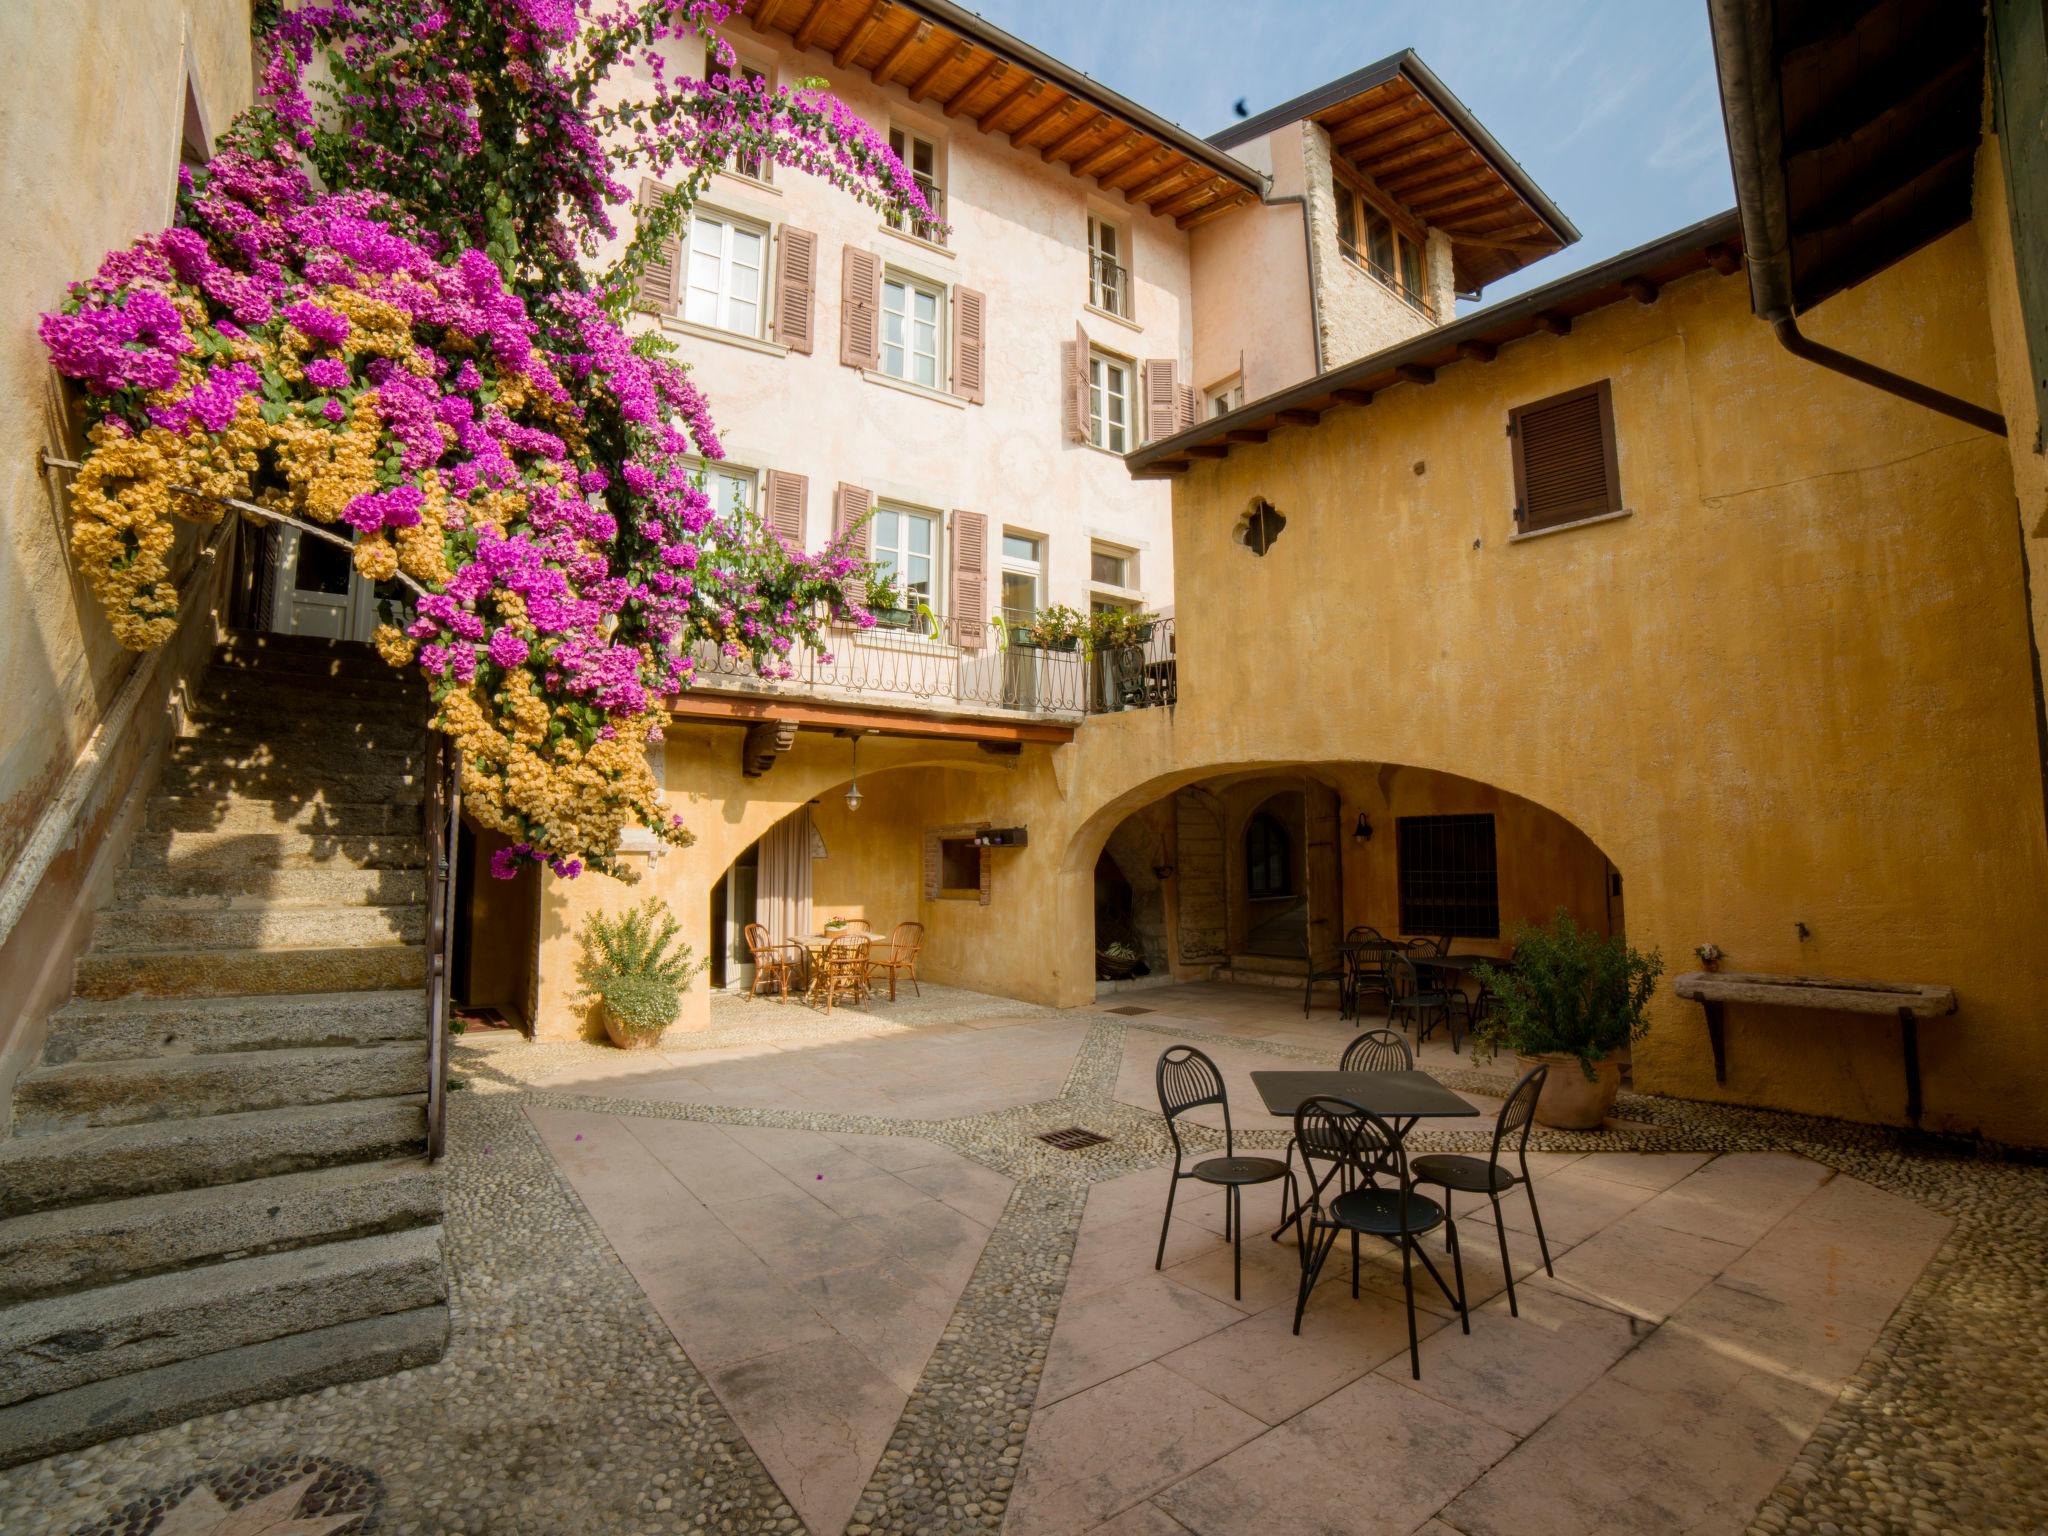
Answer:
1672 971 1957 1126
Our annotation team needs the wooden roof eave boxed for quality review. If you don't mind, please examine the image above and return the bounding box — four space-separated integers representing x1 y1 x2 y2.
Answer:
1124 210 1744 479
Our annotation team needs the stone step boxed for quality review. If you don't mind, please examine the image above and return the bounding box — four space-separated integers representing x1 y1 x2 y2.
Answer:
13 1043 430 1136
214 632 392 671
124 828 427 872
40 990 425 1066
169 735 424 773
90 902 425 954
202 663 424 701
146 793 419 835
0 1095 427 1217
185 690 426 735
0 1157 442 1303
115 862 426 907
158 755 425 805
177 715 430 757
74 941 426 1001
0 1225 447 1408
0 1303 448 1470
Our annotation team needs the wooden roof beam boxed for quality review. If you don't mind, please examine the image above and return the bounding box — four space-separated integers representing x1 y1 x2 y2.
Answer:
1104 146 1171 191
944 56 1007 117
1456 340 1496 363
908 38 971 102
1704 242 1742 275
1225 428 1269 444
1187 444 1229 459
747 0 793 32
1321 96 1429 142
1380 146 1484 195
1534 311 1572 336
1177 193 1249 231
872 18 931 84
1394 363 1436 385
1075 131 1144 179
1041 110 1106 164
1009 96 1074 148
976 75 1042 131
1125 160 1196 204
1623 276 1659 304
1412 186 1523 223
792 0 833 53
1332 387 1374 406
833 0 891 69
674 693 1075 744
1277 408 1321 426
1156 178 1224 219
1337 114 1450 160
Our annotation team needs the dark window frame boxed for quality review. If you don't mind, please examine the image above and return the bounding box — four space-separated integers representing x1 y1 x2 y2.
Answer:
1508 378 1622 533
1396 813 1500 939
1245 812 1293 900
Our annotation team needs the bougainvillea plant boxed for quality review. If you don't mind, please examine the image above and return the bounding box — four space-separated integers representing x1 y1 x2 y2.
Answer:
38 0 938 878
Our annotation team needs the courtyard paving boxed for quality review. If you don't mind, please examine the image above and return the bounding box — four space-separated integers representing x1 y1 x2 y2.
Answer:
0 982 2041 1535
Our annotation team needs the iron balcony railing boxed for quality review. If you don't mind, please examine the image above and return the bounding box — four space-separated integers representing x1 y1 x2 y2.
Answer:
421 730 459 1161
687 609 1176 719
1336 237 1435 319
1090 253 1132 319
889 176 946 246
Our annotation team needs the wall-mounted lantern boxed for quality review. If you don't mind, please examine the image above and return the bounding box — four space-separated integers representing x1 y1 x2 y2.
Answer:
1353 812 1374 844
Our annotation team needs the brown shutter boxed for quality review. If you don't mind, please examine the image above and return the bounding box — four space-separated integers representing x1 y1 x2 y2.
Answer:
1178 383 1198 430
923 830 941 900
1142 358 1179 442
1508 379 1621 533
774 225 817 354
762 469 807 548
832 481 872 617
840 247 881 368
1063 323 1090 443
635 180 681 314
949 509 987 649
951 285 986 404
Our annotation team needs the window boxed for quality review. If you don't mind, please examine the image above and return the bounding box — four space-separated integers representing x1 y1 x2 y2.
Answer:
1332 170 1432 316
1333 182 1358 258
1397 814 1499 938
1088 350 1131 452
939 837 981 892
1397 231 1425 311
1206 376 1243 417
701 462 756 521
873 504 939 605
1245 813 1292 900
1090 543 1135 589
707 48 770 180
1508 379 1622 533
887 126 945 245
1000 530 1043 623
881 273 944 389
684 210 767 336
1089 214 1129 318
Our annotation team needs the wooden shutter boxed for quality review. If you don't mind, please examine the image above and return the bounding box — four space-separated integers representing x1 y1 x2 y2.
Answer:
922 829 941 900
1142 358 1179 442
635 180 681 314
1178 384 1198 430
774 225 817 354
762 469 807 548
951 285 986 404
832 482 872 618
950 509 987 649
840 247 881 368
1063 323 1090 443
1508 379 1621 533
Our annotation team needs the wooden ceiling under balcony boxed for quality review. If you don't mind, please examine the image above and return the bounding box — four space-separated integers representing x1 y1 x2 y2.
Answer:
746 0 1262 228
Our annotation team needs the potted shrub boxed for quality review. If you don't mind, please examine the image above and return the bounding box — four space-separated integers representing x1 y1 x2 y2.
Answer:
865 572 915 629
1472 911 1662 1129
575 897 702 1050
1019 604 1088 652
1088 608 1159 650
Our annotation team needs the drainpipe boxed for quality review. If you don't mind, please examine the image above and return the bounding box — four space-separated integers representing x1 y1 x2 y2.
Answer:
1768 313 2006 437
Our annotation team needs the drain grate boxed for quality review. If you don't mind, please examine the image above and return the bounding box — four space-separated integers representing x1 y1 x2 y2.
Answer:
1037 1126 1112 1151
1106 1005 1155 1016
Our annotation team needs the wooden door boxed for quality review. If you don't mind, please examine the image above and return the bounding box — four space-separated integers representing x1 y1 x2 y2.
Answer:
1173 788 1228 964
1303 778 1342 968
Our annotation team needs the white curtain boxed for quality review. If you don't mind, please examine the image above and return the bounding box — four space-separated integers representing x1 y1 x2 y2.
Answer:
756 808 814 950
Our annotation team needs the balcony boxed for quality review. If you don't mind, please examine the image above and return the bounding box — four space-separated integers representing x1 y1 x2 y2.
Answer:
888 177 947 247
685 610 1176 724
1090 253 1132 319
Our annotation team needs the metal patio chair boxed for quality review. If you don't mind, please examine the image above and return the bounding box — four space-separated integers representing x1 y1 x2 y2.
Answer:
1412 1060 1554 1315
1388 953 1468 1052
1155 1045 1296 1300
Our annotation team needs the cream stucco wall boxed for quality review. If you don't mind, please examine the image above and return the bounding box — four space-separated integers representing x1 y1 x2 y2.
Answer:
1189 122 1316 403
0 0 252 876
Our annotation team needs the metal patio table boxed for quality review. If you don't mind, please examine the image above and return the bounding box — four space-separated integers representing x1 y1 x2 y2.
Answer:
1252 1069 1479 1237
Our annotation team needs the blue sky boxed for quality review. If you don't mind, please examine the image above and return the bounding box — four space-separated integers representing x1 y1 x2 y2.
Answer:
962 0 1735 307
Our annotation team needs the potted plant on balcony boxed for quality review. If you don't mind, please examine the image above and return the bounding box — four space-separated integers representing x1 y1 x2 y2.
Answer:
576 897 702 1050
1018 604 1088 652
865 572 915 630
1088 608 1159 650
1471 911 1662 1130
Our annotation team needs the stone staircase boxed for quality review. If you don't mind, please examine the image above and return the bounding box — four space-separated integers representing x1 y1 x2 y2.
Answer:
0 632 450 1467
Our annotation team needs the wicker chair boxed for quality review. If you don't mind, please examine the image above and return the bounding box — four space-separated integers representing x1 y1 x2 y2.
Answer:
817 935 872 1012
743 923 801 1002
869 921 925 1001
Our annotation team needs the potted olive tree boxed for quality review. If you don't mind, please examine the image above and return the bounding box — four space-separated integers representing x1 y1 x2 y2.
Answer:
1472 912 1662 1129
575 898 702 1050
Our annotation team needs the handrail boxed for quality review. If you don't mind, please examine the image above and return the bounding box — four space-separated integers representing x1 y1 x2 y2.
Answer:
421 729 459 1160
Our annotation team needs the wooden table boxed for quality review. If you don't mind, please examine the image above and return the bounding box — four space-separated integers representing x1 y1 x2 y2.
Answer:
1672 971 1957 1126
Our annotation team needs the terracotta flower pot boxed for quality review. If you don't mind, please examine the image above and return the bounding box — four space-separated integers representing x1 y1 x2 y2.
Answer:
1519 1052 1620 1130
601 1005 666 1050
